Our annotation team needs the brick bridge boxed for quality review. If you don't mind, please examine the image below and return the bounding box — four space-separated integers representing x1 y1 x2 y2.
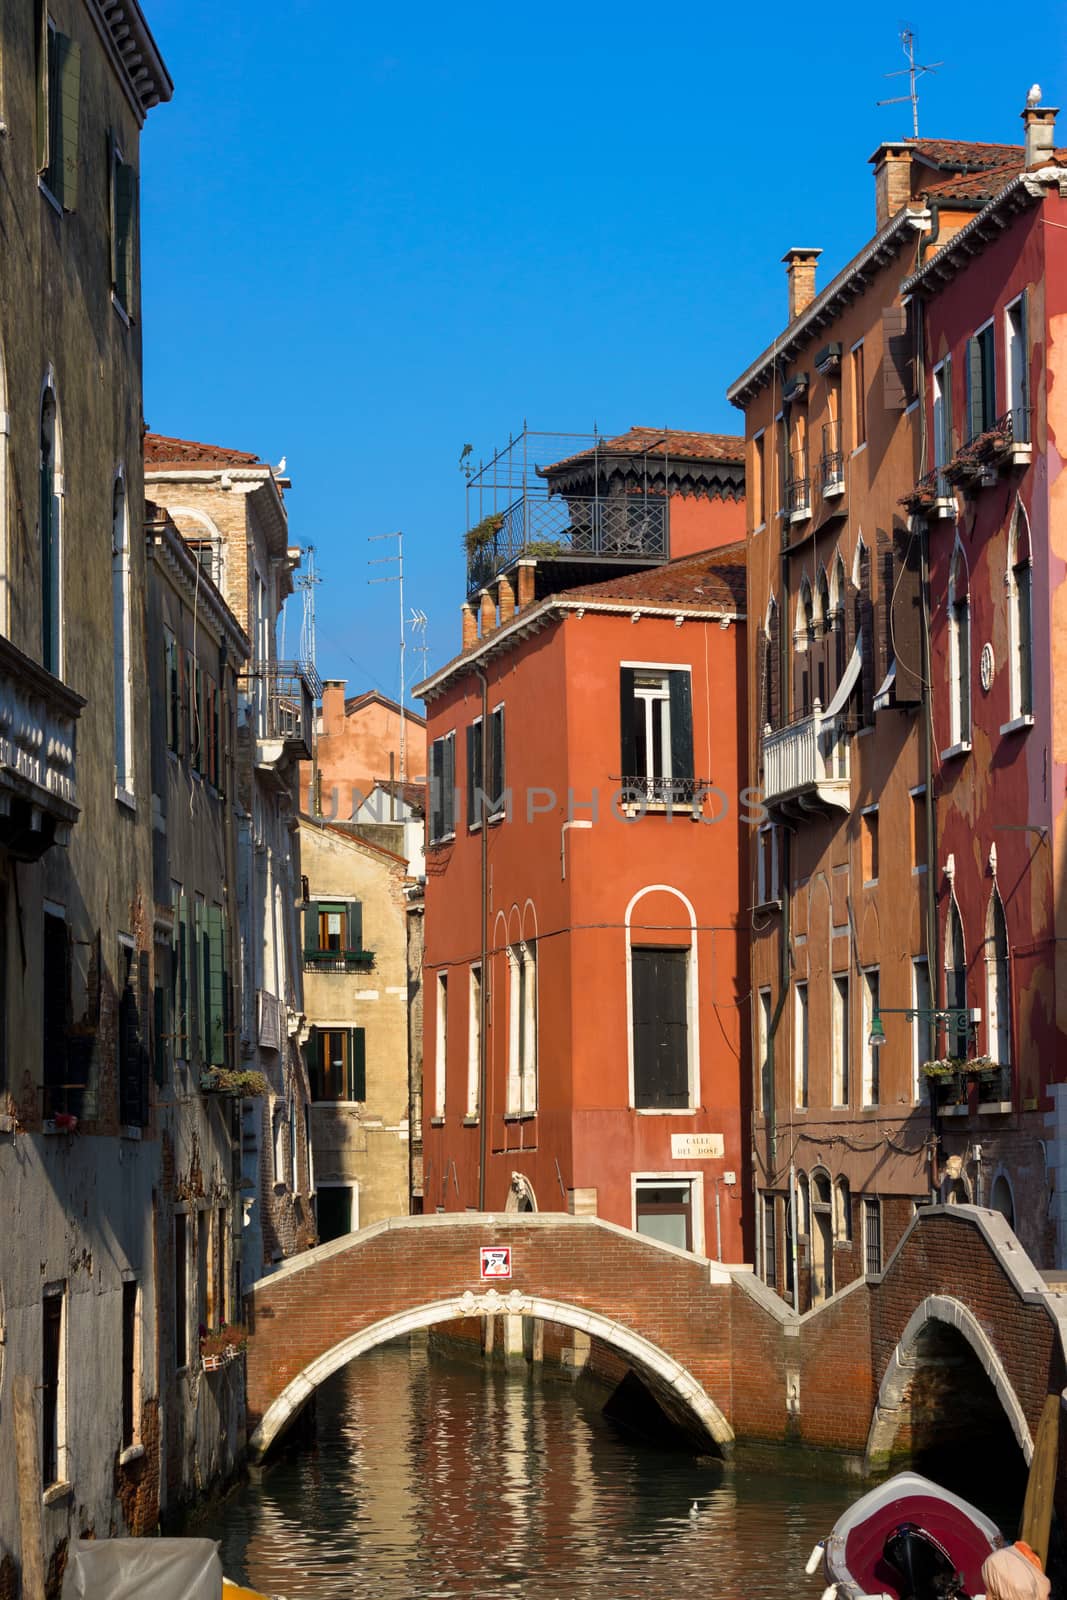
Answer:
245 1206 1067 1478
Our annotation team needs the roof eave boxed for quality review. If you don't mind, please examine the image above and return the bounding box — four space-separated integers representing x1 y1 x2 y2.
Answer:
902 168 1064 292
86 0 173 124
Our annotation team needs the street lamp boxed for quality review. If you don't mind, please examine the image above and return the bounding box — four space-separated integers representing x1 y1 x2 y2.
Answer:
868 1006 980 1050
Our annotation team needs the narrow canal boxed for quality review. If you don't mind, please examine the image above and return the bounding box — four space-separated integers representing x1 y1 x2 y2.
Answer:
201 1340 851 1599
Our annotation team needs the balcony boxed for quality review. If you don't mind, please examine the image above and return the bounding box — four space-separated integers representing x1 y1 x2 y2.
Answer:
466 493 668 595
252 661 319 768
785 451 811 523
942 407 1033 493
303 948 375 973
899 468 956 520
0 634 82 860
819 423 845 498
761 704 850 814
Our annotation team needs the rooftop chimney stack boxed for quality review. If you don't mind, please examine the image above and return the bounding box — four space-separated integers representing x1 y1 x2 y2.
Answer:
321 679 347 737
1022 93 1058 167
870 143 914 229
782 248 822 321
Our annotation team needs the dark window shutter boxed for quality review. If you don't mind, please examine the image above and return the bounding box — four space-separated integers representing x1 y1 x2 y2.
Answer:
207 906 225 1065
881 306 908 411
668 672 694 783
153 983 166 1086
488 712 503 809
444 731 456 831
429 739 443 841
35 2 48 171
619 668 637 775
768 608 781 729
115 159 136 309
303 901 320 954
466 723 481 826
56 33 80 210
632 948 689 1109
1018 290 1030 430
967 336 984 441
348 900 363 951
876 527 893 686
942 353 954 458
857 550 874 726
756 625 769 732
891 529 922 704
350 1028 366 1101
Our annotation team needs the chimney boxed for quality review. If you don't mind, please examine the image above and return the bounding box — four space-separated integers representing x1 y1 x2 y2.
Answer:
497 573 516 625
516 559 536 610
870 142 913 228
1022 97 1058 168
782 248 822 321
478 588 496 636
461 602 478 651
321 678 346 736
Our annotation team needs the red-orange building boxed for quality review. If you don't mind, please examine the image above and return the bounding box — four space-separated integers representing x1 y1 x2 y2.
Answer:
416 428 750 1263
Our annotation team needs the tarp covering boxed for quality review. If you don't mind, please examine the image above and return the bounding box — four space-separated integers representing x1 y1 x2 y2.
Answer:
61 1539 223 1600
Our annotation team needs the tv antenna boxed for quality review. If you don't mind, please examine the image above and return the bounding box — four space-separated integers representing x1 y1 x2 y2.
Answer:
368 531 408 783
877 28 942 139
409 608 429 682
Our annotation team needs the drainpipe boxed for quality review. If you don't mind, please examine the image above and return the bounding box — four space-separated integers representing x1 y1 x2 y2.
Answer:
915 294 941 1181
475 665 490 1210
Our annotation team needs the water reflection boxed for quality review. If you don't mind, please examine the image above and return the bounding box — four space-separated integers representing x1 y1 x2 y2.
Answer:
203 1340 847 1599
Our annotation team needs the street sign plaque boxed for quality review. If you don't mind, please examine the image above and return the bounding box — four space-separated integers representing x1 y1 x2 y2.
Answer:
480 1246 512 1280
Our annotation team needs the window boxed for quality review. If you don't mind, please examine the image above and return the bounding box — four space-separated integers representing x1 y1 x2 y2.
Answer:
763 1193 777 1286
986 893 1011 1067
757 825 780 906
796 1171 810 1237
757 987 772 1113
467 963 481 1118
316 1184 355 1243
948 547 971 748
751 431 766 526
434 973 447 1118
863 1197 882 1275
620 666 694 801
760 598 781 733
1007 500 1034 723
310 1029 365 1101
488 705 505 816
932 359 953 489
635 1179 693 1252
272 1104 285 1182
1005 296 1029 441
834 1178 852 1242
121 1280 139 1449
112 475 133 796
911 788 928 872
794 981 809 1109
39 382 61 675
173 890 189 1060
42 1290 64 1486
289 1097 298 1193
912 957 932 1102
466 717 483 827
110 138 135 315
36 7 80 209
861 967 880 1106
831 974 849 1106
966 321 997 440
945 899 968 1059
303 900 364 967
506 941 537 1116
429 732 456 842
214 1208 227 1325
193 896 206 1061
174 1214 188 1369
118 939 148 1126
850 341 866 448
815 568 831 707
631 947 689 1109
861 807 879 884
794 580 814 716
43 908 77 1117
990 1173 1015 1228
165 631 180 754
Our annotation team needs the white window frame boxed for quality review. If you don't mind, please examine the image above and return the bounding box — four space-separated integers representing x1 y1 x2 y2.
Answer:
757 824 780 906
794 981 809 1110
932 359 951 477
631 1171 704 1257
757 986 772 1114
861 966 880 1107
911 957 931 1104
112 468 134 804
505 941 537 1116
433 971 448 1120
466 962 481 1119
986 893 1011 1068
831 972 849 1107
945 544 972 755
1004 498 1034 731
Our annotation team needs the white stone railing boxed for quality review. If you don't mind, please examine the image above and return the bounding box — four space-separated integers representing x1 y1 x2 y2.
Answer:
762 706 850 809
0 637 82 844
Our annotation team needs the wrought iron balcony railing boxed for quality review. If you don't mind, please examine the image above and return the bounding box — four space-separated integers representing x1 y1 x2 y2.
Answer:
466 494 668 595
761 705 850 813
786 451 811 520
820 423 845 496
613 775 717 810
252 661 318 763
303 948 375 973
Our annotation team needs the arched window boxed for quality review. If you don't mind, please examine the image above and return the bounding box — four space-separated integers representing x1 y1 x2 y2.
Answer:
40 378 62 675
112 472 134 797
986 891 1011 1067
795 577 815 716
948 545 972 747
834 1177 852 1242
815 567 831 706
832 554 847 685
796 1171 810 1237
1006 498 1033 722
990 1173 1015 1228
945 897 968 1058
762 596 781 731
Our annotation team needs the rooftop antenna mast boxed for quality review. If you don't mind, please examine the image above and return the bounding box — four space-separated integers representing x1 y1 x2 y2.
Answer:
409 608 429 684
877 28 942 139
295 544 322 681
368 531 407 783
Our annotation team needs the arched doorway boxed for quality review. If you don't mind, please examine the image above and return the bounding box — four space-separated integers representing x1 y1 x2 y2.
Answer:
810 1170 833 1305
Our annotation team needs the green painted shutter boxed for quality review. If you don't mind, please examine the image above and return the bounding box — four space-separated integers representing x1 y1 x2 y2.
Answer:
466 723 479 827
35 3 48 171
178 894 189 1055
443 731 456 832
350 1028 366 1102
966 336 983 441
619 668 637 777
429 739 443 841
668 672 694 784
348 900 363 952
56 33 80 210
303 901 320 954
942 354 953 459
115 159 136 310
207 906 225 1065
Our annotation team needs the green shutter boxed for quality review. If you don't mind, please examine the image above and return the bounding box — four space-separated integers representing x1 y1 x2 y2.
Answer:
116 159 135 310
35 3 48 172
56 33 80 210
668 671 694 784
207 905 225 1065
943 354 953 460
178 894 188 1055
350 1028 366 1102
967 336 983 441
303 901 320 954
348 901 363 952
619 668 637 776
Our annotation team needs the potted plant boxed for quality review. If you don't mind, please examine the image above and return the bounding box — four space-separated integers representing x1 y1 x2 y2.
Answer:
199 1067 270 1097
200 1322 247 1371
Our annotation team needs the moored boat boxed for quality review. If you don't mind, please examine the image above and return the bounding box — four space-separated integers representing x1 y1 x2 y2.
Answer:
806 1472 1004 1599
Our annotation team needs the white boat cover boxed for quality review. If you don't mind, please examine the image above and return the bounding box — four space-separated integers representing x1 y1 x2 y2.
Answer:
61 1538 223 1600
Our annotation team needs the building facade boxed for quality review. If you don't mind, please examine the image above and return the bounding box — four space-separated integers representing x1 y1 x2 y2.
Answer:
417 428 749 1280
143 435 316 1285
306 684 427 818
0 0 173 1572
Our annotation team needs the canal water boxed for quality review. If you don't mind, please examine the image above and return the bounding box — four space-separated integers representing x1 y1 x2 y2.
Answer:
201 1339 851 1599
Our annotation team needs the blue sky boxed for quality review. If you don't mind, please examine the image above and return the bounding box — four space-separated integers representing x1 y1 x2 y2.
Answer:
140 1 1064 700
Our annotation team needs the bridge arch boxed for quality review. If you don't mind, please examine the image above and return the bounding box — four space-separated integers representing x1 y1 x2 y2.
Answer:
865 1293 1033 1478
249 1287 734 1462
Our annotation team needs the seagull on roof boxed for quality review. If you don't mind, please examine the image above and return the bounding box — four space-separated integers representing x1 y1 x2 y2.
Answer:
1027 84 1042 107
275 455 287 474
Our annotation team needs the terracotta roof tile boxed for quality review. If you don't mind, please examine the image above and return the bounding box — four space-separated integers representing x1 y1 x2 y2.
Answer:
921 165 1020 203
562 541 746 612
908 137 1027 171
144 432 266 470
542 426 744 475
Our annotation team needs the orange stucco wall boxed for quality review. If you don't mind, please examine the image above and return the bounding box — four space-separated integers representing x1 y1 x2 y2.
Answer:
302 687 427 817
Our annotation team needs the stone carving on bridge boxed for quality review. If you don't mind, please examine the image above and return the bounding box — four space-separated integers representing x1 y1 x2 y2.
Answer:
456 1288 529 1318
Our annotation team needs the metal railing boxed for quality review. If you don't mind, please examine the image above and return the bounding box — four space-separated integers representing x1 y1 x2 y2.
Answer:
820 423 844 493
466 494 668 594
761 706 850 807
786 451 811 518
256 662 315 755
614 775 717 808
303 948 375 973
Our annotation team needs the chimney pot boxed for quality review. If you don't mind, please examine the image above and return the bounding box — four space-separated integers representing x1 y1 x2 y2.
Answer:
321 679 347 736
461 603 478 651
1022 102 1058 168
478 588 496 637
782 248 822 321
